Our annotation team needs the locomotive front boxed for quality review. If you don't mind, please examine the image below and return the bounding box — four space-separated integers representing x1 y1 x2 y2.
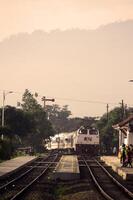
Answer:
74 126 100 155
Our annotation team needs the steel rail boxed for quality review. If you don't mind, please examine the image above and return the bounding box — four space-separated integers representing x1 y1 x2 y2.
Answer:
10 154 58 200
0 153 52 191
94 159 133 198
0 167 34 191
84 157 133 200
83 158 114 200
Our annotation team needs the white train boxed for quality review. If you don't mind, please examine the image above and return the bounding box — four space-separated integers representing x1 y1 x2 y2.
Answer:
46 126 100 155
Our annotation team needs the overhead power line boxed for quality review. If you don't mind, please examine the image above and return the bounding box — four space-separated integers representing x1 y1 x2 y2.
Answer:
49 97 118 106
1 89 133 107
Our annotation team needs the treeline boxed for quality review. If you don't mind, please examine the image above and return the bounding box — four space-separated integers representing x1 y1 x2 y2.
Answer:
97 106 133 154
0 89 97 160
0 89 132 159
0 89 55 159
45 104 98 133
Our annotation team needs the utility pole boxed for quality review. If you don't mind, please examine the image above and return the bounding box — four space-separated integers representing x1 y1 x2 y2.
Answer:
1 90 13 140
41 96 55 110
41 96 55 120
121 99 125 120
42 96 55 115
106 104 109 123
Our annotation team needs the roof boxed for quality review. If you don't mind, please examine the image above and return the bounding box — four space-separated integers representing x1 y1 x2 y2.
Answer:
113 115 133 129
17 147 32 150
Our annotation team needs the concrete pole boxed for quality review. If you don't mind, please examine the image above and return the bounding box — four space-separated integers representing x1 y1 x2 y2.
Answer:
1 91 5 140
106 104 109 123
1 91 13 140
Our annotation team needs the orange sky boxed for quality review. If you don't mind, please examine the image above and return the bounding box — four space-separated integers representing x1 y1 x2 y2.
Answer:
0 0 133 40
0 0 133 117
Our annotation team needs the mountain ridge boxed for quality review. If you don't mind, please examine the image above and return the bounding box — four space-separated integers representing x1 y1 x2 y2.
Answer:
0 19 133 116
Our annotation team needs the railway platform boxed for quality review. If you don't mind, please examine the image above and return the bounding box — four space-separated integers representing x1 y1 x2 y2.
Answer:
0 156 36 177
101 156 133 180
54 155 80 181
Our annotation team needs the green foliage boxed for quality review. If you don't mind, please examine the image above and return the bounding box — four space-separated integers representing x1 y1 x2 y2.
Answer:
3 88 133 159
54 185 66 198
0 126 12 136
46 104 71 120
0 135 20 160
80 116 97 128
0 138 11 159
21 89 55 152
0 89 56 159
21 89 42 112
58 105 71 119
46 104 98 133
46 104 72 133
22 110 55 153
1 106 33 136
97 106 133 154
97 108 121 153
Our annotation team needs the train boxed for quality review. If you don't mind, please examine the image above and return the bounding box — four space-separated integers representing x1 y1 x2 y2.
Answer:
46 126 100 155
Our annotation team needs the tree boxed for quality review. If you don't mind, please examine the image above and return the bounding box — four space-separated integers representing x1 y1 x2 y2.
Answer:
46 104 98 133
80 116 97 128
46 104 72 133
21 89 42 113
0 106 33 159
25 109 55 152
97 106 133 154
2 106 33 136
21 89 55 152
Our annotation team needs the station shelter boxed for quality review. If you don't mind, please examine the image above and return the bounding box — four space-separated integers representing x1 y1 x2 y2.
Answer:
113 115 133 147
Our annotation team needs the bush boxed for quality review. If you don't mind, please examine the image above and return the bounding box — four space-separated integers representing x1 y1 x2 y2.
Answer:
0 139 12 160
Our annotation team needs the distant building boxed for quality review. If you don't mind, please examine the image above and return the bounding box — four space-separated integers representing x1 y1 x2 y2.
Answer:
17 146 32 155
113 115 133 147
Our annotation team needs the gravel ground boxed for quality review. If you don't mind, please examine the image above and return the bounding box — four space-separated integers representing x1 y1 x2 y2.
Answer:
53 179 105 200
59 191 102 200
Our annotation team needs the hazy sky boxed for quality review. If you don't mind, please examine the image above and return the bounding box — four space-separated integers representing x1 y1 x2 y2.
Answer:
0 0 133 40
0 1 133 117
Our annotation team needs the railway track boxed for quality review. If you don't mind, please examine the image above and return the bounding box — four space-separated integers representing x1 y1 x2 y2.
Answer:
0 156 44 187
0 153 59 200
2 153 133 200
83 157 133 200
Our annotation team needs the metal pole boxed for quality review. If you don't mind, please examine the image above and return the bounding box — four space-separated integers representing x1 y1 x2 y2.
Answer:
41 96 55 119
106 104 109 123
42 96 46 110
1 91 13 140
43 99 46 110
1 91 5 140
121 99 124 120
2 91 5 127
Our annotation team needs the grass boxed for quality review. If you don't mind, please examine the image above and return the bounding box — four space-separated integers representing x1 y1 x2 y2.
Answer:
53 185 67 199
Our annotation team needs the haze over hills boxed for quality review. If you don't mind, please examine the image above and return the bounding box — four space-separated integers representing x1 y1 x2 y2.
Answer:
0 20 133 117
